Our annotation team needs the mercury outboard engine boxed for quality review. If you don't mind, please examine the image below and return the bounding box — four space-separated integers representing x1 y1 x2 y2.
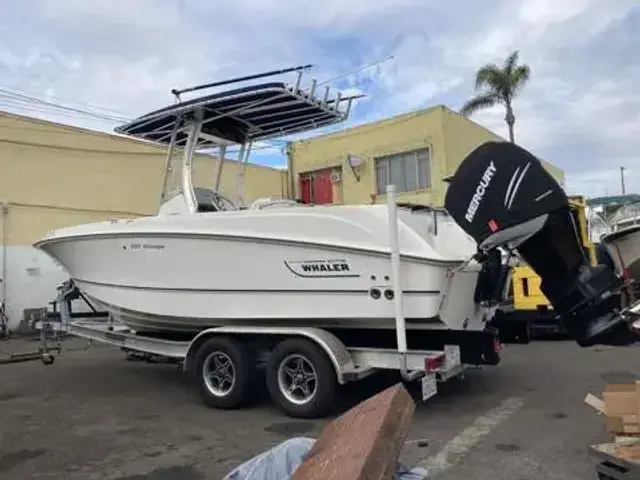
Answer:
445 141 639 347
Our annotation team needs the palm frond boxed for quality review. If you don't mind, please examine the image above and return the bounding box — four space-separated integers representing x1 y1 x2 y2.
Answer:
504 50 520 75
510 65 531 91
460 92 502 117
474 64 503 91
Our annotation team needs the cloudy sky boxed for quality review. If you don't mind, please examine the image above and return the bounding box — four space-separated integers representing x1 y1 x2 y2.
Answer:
1 0 638 197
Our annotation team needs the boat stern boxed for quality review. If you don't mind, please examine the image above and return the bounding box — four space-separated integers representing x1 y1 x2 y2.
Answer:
601 225 640 281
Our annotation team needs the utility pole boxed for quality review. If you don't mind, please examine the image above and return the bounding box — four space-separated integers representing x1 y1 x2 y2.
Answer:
620 166 626 195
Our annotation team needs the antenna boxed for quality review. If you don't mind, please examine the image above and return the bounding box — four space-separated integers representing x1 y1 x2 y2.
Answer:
171 64 314 100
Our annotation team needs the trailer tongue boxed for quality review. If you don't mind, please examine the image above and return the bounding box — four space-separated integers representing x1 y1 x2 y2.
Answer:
445 141 640 347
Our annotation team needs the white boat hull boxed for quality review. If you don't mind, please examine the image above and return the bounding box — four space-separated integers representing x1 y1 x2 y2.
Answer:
41 234 485 332
35 205 487 334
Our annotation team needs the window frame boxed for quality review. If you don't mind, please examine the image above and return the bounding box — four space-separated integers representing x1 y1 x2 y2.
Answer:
374 147 431 195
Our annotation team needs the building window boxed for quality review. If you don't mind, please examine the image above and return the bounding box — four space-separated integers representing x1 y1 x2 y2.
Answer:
374 148 431 194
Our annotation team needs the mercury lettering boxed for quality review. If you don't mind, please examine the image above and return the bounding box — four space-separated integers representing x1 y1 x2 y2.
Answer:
465 161 497 222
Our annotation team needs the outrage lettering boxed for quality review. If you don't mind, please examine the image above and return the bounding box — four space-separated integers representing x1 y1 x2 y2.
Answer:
465 161 497 223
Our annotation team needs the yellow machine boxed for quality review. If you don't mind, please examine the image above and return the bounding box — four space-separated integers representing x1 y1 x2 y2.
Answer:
496 196 597 339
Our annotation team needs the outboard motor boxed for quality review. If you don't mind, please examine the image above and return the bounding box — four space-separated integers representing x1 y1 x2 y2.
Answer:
444 141 639 347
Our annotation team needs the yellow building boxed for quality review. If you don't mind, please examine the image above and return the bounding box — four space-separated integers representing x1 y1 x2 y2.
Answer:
287 105 565 206
0 111 287 330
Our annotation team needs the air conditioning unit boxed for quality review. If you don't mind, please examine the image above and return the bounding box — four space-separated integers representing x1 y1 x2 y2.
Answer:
330 170 342 183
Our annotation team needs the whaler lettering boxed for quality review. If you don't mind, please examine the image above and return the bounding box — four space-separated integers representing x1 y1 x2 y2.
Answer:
301 263 350 273
465 161 497 223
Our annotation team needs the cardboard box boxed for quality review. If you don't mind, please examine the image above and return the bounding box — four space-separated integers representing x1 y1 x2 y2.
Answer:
585 381 640 436
604 383 639 417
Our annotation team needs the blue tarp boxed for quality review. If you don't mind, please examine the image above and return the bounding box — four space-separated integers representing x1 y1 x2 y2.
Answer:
224 437 428 480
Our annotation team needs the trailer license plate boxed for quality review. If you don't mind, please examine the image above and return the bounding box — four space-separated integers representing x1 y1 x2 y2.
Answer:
444 345 461 367
421 373 437 401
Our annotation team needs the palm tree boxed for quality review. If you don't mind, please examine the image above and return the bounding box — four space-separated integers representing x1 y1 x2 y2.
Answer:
460 50 531 143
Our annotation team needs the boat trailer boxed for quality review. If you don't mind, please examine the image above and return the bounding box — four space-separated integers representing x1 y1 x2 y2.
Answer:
0 280 107 366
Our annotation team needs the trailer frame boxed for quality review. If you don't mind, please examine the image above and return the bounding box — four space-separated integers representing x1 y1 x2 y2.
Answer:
50 314 470 417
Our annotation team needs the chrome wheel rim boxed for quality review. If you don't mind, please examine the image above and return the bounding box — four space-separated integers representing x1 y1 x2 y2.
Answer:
202 351 235 397
277 354 318 405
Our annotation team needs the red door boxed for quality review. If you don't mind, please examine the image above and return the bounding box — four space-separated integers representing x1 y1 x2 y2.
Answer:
299 176 312 204
312 169 333 204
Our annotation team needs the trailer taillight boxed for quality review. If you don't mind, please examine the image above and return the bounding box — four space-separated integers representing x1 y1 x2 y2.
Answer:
425 354 445 372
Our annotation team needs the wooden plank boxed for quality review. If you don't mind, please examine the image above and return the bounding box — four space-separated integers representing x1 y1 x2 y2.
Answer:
585 393 605 414
293 383 415 480
614 435 640 445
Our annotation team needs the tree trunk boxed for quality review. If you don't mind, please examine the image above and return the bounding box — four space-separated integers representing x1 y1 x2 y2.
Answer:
505 104 515 143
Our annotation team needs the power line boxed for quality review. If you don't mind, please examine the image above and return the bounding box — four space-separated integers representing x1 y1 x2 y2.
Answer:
0 100 123 126
0 83 134 118
0 89 128 123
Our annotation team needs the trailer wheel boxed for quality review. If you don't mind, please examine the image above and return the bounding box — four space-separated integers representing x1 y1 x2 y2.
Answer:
41 354 55 366
194 336 255 410
266 338 338 419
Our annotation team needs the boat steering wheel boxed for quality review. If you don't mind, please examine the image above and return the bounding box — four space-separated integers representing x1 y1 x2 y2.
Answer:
210 192 238 211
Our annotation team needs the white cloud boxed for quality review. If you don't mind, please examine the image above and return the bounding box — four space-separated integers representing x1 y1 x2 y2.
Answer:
0 0 638 196
38 0 181 28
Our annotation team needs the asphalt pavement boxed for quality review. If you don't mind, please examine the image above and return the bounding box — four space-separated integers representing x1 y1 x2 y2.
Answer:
0 336 637 479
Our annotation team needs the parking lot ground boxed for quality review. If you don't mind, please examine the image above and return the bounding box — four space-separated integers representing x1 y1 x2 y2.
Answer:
0 336 638 479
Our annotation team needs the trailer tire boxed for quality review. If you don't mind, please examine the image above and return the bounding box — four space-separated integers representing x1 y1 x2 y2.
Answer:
41 354 55 366
194 336 255 410
266 338 338 419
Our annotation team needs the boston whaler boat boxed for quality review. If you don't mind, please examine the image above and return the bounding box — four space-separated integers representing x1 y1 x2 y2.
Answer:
32 67 511 417
34 67 495 341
